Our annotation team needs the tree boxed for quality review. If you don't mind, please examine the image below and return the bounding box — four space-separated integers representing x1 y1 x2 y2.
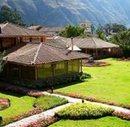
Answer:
96 27 106 40
110 30 130 57
60 25 86 38
112 23 127 33
104 23 112 35
0 5 25 26
103 23 127 35
0 51 6 73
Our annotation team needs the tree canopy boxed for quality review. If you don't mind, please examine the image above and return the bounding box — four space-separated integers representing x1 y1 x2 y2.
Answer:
104 23 127 34
96 27 106 40
110 30 130 57
60 25 86 38
0 51 6 73
0 5 25 26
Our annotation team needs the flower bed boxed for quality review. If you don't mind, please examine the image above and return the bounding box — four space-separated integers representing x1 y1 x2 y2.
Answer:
54 92 130 110
0 98 10 111
0 84 45 97
82 61 110 67
117 58 130 61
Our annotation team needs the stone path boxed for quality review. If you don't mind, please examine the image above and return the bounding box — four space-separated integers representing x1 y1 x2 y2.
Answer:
4 91 130 127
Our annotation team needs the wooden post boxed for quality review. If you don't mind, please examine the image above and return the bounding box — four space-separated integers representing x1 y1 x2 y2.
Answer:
95 49 98 56
80 60 82 72
35 66 38 80
66 61 69 74
19 65 21 78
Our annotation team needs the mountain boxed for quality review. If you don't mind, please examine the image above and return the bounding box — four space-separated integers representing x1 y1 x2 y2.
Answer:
0 0 130 27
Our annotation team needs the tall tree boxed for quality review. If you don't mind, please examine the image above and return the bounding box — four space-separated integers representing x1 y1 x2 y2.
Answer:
103 23 127 35
104 23 112 35
0 51 6 73
60 25 86 38
0 5 25 26
96 27 106 40
112 23 127 33
110 30 130 57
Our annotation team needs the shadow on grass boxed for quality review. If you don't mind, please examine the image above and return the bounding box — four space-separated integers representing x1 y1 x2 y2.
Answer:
0 90 24 97
50 80 88 90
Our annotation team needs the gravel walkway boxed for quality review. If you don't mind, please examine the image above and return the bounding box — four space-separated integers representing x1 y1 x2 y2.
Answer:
4 91 130 127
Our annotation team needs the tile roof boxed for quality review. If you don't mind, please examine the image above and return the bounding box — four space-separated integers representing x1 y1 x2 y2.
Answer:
4 41 89 65
44 37 67 48
39 27 65 32
67 37 119 49
0 22 45 37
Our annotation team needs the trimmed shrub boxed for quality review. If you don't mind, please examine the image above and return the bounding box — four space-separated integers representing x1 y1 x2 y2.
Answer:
0 98 10 111
80 73 92 81
55 102 114 119
33 95 68 110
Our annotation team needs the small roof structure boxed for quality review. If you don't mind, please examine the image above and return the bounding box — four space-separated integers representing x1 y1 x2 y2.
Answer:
28 25 43 31
67 45 81 51
0 22 45 37
4 41 89 66
44 37 81 51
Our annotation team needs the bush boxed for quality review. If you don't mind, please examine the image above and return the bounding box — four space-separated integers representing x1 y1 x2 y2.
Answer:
0 98 10 111
80 73 92 81
33 95 68 110
55 102 114 119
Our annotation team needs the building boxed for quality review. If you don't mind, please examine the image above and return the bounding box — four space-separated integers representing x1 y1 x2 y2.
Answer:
79 20 92 35
0 22 89 87
67 37 123 59
28 25 65 36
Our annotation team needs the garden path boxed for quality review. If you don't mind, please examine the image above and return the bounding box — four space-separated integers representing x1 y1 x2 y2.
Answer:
4 92 130 127
0 83 130 127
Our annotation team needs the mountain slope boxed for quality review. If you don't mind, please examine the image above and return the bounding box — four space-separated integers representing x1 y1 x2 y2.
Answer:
0 0 130 27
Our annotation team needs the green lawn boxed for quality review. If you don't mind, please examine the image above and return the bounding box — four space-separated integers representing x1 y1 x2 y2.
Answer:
55 58 130 105
49 116 130 127
0 91 35 118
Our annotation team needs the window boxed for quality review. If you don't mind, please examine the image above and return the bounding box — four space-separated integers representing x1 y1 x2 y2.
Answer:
54 62 67 76
38 64 53 79
68 60 79 73
9 63 20 77
21 66 35 80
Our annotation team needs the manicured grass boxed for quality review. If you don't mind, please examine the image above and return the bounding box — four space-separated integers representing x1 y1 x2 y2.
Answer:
49 116 130 127
55 58 130 105
33 95 68 110
0 91 36 118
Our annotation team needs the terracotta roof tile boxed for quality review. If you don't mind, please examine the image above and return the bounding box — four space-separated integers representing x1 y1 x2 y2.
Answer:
4 41 89 65
67 37 119 49
0 22 45 37
39 27 65 32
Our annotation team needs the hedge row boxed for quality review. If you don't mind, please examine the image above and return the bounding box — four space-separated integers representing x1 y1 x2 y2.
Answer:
55 102 114 119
